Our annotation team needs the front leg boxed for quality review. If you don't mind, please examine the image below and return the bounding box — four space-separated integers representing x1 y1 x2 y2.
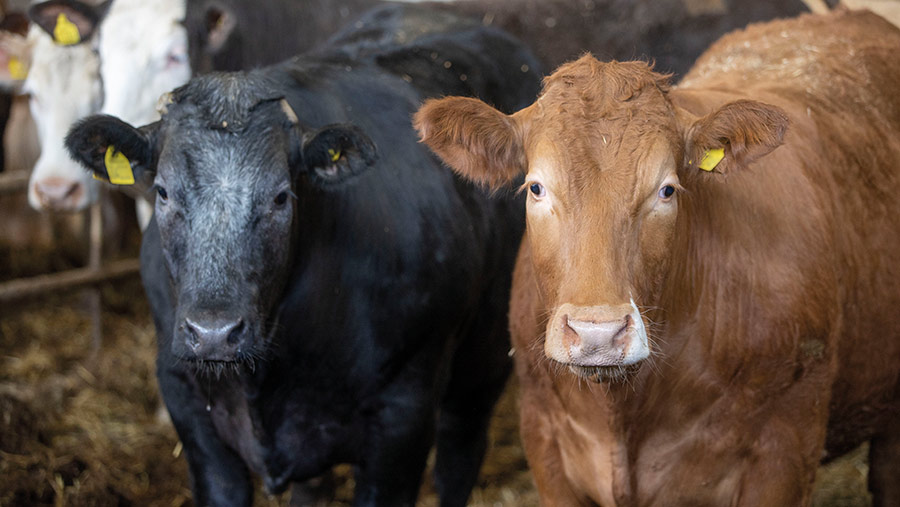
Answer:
158 363 253 506
352 378 435 507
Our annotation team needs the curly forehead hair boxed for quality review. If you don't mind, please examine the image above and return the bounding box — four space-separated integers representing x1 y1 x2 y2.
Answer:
164 71 286 133
539 55 672 121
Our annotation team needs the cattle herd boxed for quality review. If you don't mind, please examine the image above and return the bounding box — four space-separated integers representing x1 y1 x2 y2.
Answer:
2 0 899 505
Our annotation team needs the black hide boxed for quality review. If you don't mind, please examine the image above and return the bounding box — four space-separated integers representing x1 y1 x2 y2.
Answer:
68 4 540 506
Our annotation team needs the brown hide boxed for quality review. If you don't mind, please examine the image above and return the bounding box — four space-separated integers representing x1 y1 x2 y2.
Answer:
415 10 900 506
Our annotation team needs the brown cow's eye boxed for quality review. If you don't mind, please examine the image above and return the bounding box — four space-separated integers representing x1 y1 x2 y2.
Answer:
659 185 675 200
529 182 545 197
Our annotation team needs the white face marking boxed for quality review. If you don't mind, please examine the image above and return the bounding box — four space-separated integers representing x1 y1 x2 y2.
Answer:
98 0 190 126
23 26 103 211
625 297 650 365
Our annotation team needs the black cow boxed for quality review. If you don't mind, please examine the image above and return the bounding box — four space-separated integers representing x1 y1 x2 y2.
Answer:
66 4 541 506
422 0 810 75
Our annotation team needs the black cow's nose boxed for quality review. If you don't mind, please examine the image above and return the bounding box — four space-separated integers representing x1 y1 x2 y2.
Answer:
183 316 246 361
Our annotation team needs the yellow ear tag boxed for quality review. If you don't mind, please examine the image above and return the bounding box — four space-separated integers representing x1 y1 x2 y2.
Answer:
698 148 725 172
328 148 341 162
53 13 81 46
8 57 27 80
104 146 135 185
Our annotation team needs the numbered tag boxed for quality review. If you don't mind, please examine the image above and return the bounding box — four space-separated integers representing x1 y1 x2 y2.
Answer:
104 146 135 185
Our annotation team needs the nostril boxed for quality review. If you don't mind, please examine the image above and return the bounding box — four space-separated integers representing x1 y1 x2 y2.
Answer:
226 319 245 345
35 179 84 208
182 322 200 347
63 182 80 198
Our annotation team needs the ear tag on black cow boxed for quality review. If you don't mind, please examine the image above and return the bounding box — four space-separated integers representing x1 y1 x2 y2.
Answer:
7 57 27 80
104 146 135 185
698 148 724 172
328 148 341 162
53 13 81 46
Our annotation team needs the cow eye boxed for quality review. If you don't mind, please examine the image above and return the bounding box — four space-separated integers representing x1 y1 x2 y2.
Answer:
157 186 168 202
274 191 289 205
658 184 676 200
529 182 545 198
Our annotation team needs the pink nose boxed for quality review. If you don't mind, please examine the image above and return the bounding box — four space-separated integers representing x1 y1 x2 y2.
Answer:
34 177 84 211
544 303 650 367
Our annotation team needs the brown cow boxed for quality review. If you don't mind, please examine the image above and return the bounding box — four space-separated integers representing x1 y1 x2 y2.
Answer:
414 9 900 506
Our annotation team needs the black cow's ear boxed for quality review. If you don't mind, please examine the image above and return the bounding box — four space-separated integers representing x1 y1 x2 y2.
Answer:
203 1 236 53
28 0 110 45
301 124 378 188
65 114 158 190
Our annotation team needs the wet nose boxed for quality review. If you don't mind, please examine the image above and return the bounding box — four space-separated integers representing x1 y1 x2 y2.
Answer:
182 316 246 361
565 314 632 351
34 177 84 211
545 303 649 367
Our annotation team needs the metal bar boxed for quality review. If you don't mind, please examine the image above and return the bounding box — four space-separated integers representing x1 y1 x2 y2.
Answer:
0 258 140 304
0 171 29 194
88 200 104 357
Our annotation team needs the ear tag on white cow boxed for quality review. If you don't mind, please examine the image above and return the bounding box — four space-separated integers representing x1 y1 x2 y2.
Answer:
7 57 27 80
53 13 81 46
698 148 725 172
328 148 341 162
104 146 135 185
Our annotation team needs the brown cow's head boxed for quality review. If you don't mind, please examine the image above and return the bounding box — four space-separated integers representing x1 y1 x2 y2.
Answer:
414 55 787 383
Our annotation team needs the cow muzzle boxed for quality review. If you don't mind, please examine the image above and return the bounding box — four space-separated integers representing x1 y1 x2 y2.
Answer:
177 313 251 363
545 301 650 383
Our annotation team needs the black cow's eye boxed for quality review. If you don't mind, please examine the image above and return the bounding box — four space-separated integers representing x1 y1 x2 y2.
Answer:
157 186 168 202
274 191 288 205
529 182 545 198
659 185 675 200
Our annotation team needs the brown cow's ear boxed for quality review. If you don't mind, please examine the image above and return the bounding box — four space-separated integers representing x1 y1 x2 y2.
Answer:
684 100 789 174
414 96 526 190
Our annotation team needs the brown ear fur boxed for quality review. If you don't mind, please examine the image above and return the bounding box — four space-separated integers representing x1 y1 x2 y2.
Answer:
414 96 526 189
685 100 789 174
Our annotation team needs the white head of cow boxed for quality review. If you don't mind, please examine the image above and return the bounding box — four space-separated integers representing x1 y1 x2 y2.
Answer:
415 55 788 382
21 0 108 212
0 1 110 212
98 0 190 126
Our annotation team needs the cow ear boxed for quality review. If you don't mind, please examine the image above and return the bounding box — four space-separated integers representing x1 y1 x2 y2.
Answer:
414 96 527 190
203 2 236 53
684 100 789 174
65 114 158 189
0 24 30 90
27 0 110 46
300 124 378 188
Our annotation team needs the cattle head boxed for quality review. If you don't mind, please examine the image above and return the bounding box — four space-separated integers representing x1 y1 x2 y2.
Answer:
414 55 788 382
65 72 378 367
98 0 191 126
5 0 107 212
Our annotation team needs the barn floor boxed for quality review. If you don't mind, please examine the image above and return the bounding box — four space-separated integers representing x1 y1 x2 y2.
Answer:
0 237 873 507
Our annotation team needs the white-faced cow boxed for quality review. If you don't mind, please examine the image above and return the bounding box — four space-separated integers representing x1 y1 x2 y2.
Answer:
66 4 540 505
416 10 900 506
0 1 107 212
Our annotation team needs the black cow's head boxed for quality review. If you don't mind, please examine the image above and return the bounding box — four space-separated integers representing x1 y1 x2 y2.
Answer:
66 72 377 366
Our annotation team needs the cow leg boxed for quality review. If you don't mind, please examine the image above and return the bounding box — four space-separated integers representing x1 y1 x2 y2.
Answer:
352 378 435 507
433 307 512 506
869 419 900 507
158 364 253 507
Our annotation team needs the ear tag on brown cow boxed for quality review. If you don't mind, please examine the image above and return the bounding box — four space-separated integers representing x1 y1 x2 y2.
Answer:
698 148 725 172
7 57 27 80
104 146 135 185
53 13 81 46
328 148 341 162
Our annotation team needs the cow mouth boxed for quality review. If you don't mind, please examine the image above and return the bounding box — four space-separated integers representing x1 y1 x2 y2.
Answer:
185 351 263 377
566 363 640 383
